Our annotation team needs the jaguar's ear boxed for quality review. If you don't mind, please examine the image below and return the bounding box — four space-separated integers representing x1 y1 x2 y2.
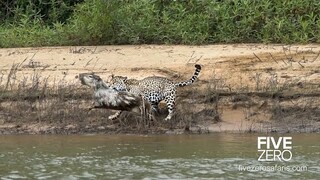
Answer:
117 76 127 81
106 74 114 82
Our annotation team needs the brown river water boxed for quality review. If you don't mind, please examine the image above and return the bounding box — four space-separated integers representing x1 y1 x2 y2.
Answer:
0 134 319 179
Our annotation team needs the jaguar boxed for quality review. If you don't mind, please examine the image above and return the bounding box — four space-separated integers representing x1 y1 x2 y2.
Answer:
108 64 201 121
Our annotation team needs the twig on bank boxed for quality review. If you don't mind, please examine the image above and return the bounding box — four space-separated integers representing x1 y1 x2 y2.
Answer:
253 53 262 62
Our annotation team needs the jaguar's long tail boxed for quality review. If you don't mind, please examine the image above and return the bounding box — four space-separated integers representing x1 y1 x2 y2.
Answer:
175 64 201 87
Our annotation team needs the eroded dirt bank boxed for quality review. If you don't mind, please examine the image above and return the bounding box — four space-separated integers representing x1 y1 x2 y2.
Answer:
0 44 320 134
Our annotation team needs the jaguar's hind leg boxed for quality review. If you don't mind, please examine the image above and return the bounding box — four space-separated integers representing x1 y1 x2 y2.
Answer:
164 91 176 121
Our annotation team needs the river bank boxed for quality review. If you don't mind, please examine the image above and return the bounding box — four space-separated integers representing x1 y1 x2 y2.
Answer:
0 44 320 134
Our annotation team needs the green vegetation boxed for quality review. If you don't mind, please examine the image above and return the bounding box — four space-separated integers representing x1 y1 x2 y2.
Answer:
1 0 320 47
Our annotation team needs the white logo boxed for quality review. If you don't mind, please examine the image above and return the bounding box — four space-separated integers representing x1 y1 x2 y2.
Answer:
257 137 292 162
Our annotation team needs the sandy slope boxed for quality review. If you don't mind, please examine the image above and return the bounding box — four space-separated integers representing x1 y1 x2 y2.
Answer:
1 44 320 85
1 44 320 133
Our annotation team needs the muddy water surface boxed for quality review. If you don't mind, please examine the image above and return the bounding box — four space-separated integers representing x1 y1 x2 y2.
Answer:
0 134 319 179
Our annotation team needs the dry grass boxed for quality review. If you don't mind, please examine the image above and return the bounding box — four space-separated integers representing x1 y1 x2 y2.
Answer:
1 57 320 134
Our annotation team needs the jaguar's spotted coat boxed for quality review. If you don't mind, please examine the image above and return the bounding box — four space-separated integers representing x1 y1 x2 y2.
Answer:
108 64 202 121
